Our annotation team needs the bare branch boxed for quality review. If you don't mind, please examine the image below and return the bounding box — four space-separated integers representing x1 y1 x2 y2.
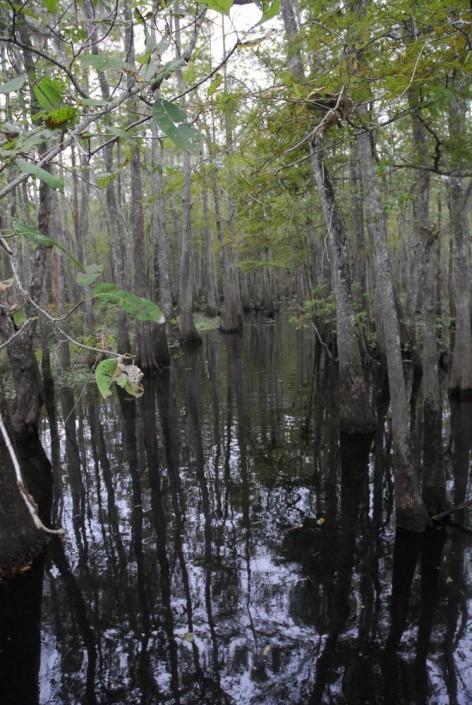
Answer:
0 408 65 536
0 34 89 98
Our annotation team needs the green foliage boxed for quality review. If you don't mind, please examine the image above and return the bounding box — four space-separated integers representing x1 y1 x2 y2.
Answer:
44 105 78 129
13 220 55 248
91 284 164 323
258 0 280 24
79 54 127 72
95 358 118 398
291 287 336 333
0 76 26 93
193 313 221 332
13 221 82 269
104 126 129 141
95 357 144 399
197 0 234 13
16 159 64 190
12 309 27 327
96 172 117 188
152 99 203 153
42 0 60 11
207 74 223 96
33 77 64 112
76 264 103 288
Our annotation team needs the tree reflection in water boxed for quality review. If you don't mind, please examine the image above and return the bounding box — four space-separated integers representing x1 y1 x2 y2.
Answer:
2 316 471 705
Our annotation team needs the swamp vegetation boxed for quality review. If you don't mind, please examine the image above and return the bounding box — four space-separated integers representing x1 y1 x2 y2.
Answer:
0 0 472 703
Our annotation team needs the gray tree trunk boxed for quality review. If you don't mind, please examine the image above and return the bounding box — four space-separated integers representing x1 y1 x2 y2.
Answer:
202 186 218 317
125 3 168 366
312 135 374 435
407 96 446 511
0 172 50 435
357 120 427 531
151 132 174 323
280 0 304 80
179 151 201 345
174 14 201 346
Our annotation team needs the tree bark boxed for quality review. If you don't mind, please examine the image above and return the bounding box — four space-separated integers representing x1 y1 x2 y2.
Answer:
357 119 427 531
311 134 374 435
202 185 218 317
125 2 168 367
151 131 174 323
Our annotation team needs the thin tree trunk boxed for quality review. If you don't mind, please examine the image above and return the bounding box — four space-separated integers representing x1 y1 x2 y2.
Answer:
202 185 218 317
151 131 174 323
311 134 374 435
175 14 201 346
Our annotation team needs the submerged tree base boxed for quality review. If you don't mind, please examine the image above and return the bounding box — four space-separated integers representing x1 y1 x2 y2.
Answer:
340 420 376 437
396 507 430 533
448 386 472 401
219 324 243 335
179 333 203 349
0 433 51 583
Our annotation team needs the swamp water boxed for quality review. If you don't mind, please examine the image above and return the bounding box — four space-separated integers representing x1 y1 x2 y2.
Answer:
1 317 471 704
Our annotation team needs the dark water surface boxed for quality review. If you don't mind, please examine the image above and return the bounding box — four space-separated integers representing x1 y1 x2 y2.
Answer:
2 318 472 704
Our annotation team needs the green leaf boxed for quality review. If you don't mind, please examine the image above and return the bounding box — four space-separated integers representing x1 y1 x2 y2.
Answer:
16 158 64 189
154 100 187 123
13 221 55 248
176 124 204 152
76 264 103 287
17 130 51 152
143 62 160 81
33 77 64 111
80 97 108 108
14 221 82 269
152 99 203 152
0 75 27 93
198 0 233 13
152 59 183 83
91 284 165 323
208 74 223 96
95 358 144 399
136 50 152 65
96 172 117 188
92 282 117 295
44 105 78 128
258 0 280 23
42 0 60 11
79 54 126 72
117 291 164 322
95 358 118 398
12 309 27 327
105 126 129 140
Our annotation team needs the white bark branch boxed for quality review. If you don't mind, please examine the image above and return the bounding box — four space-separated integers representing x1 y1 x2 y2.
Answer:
0 408 65 536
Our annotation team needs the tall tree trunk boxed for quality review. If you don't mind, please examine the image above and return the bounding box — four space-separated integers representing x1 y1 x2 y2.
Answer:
125 2 168 367
215 20 243 334
448 75 472 394
175 14 201 346
178 151 201 345
311 134 374 435
280 0 304 80
202 185 218 317
407 88 446 512
357 120 427 531
151 131 174 323
0 174 50 436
